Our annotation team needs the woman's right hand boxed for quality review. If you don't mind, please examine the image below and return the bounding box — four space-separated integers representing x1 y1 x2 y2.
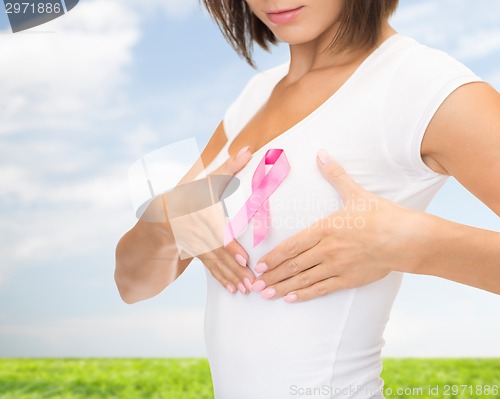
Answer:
198 146 255 295
166 146 255 295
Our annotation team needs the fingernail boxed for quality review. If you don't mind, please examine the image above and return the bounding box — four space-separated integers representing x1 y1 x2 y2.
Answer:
252 280 266 292
237 282 247 294
284 293 298 303
237 146 250 158
317 148 330 165
243 277 253 291
226 284 235 294
255 262 268 273
235 253 247 267
261 287 276 300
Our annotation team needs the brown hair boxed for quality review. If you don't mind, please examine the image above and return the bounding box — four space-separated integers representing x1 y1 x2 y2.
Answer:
199 0 399 68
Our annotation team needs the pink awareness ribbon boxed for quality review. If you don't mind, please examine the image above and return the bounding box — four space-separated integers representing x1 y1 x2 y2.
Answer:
224 148 290 247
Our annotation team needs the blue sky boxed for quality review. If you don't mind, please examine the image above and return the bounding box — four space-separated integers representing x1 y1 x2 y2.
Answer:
0 0 499 358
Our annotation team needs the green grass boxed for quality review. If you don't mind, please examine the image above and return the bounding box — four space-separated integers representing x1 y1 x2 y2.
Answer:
381 359 499 399
0 359 213 399
0 358 498 398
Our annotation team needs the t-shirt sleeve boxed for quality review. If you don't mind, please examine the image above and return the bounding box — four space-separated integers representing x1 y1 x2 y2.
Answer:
383 45 483 175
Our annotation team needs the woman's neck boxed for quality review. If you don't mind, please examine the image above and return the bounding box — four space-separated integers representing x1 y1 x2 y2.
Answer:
286 21 397 83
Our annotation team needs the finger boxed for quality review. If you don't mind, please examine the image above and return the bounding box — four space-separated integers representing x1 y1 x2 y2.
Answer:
202 258 236 295
214 145 252 176
259 263 333 300
283 276 348 303
316 148 365 204
200 249 250 294
220 248 256 293
214 247 256 293
255 243 325 288
224 239 249 268
256 222 324 272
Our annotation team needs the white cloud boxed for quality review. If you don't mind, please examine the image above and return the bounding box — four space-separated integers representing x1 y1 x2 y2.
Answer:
391 0 500 60
0 207 130 270
0 308 207 357
455 29 500 60
0 182 133 284
0 0 141 135
384 311 500 357
0 163 130 207
383 275 500 357
0 0 144 281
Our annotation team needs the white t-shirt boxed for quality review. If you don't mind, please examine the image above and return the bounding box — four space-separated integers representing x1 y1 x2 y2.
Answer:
201 33 482 399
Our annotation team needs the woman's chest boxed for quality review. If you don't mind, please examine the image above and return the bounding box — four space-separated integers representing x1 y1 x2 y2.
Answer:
226 66 359 158
219 111 406 250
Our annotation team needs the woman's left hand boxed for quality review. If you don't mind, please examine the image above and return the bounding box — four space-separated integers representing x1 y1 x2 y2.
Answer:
252 148 428 303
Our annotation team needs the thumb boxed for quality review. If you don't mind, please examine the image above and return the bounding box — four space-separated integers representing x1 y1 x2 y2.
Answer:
316 148 364 204
215 145 252 176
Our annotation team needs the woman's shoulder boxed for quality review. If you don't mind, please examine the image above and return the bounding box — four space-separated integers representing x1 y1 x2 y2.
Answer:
382 35 484 174
389 34 480 83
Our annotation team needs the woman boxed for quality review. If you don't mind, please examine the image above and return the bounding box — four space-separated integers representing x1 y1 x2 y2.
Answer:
115 1 500 398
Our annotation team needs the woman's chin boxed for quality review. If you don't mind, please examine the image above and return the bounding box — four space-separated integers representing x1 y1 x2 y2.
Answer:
272 29 318 46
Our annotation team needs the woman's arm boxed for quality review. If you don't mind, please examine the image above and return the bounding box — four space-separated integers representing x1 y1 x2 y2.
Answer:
413 81 500 290
422 82 500 213
250 82 500 301
115 122 255 303
407 212 499 294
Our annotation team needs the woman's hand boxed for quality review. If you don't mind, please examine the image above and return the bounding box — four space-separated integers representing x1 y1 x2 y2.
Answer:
182 146 256 295
251 149 428 303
